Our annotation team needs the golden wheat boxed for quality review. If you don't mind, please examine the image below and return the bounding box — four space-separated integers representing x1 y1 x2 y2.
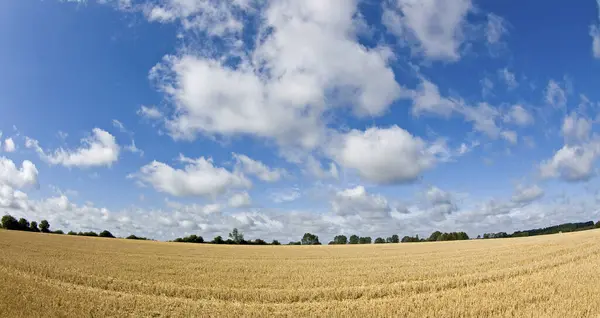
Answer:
1 229 600 317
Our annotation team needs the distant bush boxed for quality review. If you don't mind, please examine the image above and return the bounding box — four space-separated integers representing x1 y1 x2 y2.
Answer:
126 235 148 240
52 230 64 235
99 230 115 238
374 237 385 244
174 234 204 243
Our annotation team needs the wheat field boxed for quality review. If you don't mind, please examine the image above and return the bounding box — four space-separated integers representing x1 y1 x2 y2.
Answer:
1 229 600 317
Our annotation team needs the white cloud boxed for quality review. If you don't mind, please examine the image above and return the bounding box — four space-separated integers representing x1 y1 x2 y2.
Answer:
0 184 30 210
3 138 16 152
423 186 457 219
270 188 301 203
425 186 453 205
146 0 251 37
124 140 144 156
459 102 502 138
228 191 251 208
111 119 144 156
480 77 494 97
411 78 458 117
485 13 507 44
590 0 600 58
0 157 38 189
591 25 600 59
331 186 392 220
409 79 504 139
26 128 120 168
545 80 567 108
511 185 544 204
504 104 533 127
329 126 438 184
501 130 518 144
137 105 163 119
383 0 472 61
305 156 339 180
540 142 600 182
112 119 127 133
151 1 403 149
498 68 517 89
133 155 251 198
233 153 285 182
562 113 592 144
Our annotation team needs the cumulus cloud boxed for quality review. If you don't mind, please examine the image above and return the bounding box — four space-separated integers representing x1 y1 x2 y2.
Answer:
504 104 533 126
498 68 517 89
329 126 439 184
26 128 120 168
562 113 592 144
545 80 567 108
423 186 457 220
305 156 339 180
501 130 518 144
150 1 403 149
133 155 251 198
145 0 251 36
540 142 600 182
270 188 302 203
383 0 472 61
228 191 251 208
590 0 600 58
511 185 544 204
459 102 502 138
0 157 38 189
3 138 16 152
331 186 392 220
480 77 494 97
485 13 507 45
233 153 285 182
409 79 505 139
137 105 163 119
410 78 458 117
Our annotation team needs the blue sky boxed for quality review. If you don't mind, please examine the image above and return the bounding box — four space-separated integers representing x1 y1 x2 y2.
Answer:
2 0 600 242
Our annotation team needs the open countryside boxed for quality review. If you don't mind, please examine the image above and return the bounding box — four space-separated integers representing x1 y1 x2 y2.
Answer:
2 229 600 317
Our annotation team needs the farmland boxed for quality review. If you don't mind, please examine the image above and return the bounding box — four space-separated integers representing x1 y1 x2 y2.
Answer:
1 229 600 317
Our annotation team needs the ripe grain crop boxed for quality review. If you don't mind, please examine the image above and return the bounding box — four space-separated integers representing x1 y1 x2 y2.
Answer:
1 229 600 317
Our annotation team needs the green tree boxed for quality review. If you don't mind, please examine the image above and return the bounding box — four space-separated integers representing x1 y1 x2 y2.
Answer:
374 237 385 244
39 220 50 233
301 233 320 245
67 231 77 235
229 228 244 244
1 215 19 230
428 231 442 241
53 230 64 235
99 230 115 238
18 218 29 231
212 235 224 244
126 235 148 240
390 234 400 243
596 221 600 228
333 235 348 245
349 235 359 244
358 237 372 244
271 240 281 245
29 221 40 232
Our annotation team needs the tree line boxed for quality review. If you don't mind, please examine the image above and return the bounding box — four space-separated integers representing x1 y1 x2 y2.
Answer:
479 221 600 239
171 228 281 245
0 214 146 240
3 213 600 245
